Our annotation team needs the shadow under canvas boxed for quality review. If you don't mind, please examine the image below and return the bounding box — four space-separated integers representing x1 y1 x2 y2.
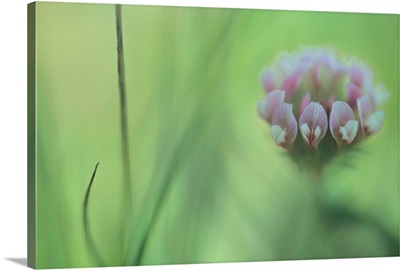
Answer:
6 258 27 267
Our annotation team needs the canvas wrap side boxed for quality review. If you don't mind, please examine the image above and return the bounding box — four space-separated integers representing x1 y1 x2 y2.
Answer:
28 2 36 269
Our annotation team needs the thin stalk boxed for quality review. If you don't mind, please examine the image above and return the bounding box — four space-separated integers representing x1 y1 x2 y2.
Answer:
115 3 133 247
83 163 107 266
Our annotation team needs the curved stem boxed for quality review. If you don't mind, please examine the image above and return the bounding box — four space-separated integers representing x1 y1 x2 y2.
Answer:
83 162 107 266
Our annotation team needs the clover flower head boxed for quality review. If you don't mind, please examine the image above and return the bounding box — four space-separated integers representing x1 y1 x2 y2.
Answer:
258 47 389 168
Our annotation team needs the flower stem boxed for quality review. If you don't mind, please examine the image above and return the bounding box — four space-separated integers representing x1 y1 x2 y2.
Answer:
115 3 133 255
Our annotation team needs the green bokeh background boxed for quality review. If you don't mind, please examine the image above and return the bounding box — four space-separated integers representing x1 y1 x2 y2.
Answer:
33 2 399 268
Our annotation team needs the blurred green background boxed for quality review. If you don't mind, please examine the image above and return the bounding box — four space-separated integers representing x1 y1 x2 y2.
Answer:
34 2 399 269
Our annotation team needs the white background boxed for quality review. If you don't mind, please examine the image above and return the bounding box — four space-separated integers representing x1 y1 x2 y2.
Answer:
0 0 399 269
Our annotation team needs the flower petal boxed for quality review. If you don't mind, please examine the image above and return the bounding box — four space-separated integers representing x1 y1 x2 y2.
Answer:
335 62 348 77
330 101 358 145
299 102 328 148
375 83 390 108
350 63 373 88
364 81 378 109
296 49 314 74
270 125 287 146
327 96 335 111
299 93 310 115
257 90 285 123
277 54 294 76
357 95 385 137
346 82 362 108
349 65 364 87
271 103 298 148
260 69 277 92
310 66 320 92
300 123 311 145
315 48 331 68
339 120 358 144
257 99 268 120
365 111 384 135
357 95 372 135
281 73 301 97
321 96 335 112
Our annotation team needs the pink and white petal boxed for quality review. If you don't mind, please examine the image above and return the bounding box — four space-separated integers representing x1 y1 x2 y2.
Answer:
314 126 322 143
287 112 298 145
277 54 294 76
335 62 348 77
299 102 328 147
281 73 302 97
346 82 362 108
374 83 390 108
257 99 268 121
299 102 328 131
272 103 292 127
296 60 313 75
260 69 277 93
313 103 328 146
364 81 379 109
299 93 311 115
330 101 356 144
320 96 335 112
271 103 298 147
360 65 373 82
311 67 321 92
349 65 364 87
300 123 311 145
327 96 335 111
365 111 384 135
357 95 372 134
270 125 287 146
316 48 331 68
297 50 314 74
299 48 314 62
260 90 285 123
350 63 374 88
339 120 358 144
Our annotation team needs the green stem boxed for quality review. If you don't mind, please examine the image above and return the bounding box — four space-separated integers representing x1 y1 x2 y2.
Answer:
83 163 107 265
308 168 398 255
115 5 134 262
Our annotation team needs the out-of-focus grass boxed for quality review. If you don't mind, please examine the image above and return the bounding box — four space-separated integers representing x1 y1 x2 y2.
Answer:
35 2 399 268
